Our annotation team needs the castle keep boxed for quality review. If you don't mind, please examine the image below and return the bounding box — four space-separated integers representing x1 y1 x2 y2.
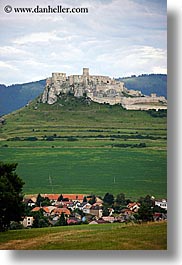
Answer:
42 68 167 111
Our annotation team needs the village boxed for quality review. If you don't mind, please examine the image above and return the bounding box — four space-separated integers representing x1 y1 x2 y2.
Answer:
21 193 167 229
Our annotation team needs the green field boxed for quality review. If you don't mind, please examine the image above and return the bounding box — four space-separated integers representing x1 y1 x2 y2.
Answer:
0 222 167 250
0 95 167 198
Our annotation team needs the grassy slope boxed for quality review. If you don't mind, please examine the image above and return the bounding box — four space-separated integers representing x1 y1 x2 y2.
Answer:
0 95 167 198
0 222 167 250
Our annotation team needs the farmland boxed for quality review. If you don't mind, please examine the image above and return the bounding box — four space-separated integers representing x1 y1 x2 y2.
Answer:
0 95 167 198
0 221 167 250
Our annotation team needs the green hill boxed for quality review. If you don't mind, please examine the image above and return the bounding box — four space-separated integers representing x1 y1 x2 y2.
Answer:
0 95 167 198
0 80 45 116
119 74 167 98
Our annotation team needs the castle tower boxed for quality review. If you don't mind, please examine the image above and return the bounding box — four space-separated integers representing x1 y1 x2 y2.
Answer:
83 68 89 86
83 68 89 76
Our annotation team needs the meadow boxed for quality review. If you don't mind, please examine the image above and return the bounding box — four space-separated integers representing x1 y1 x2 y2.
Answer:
0 96 167 198
0 222 167 250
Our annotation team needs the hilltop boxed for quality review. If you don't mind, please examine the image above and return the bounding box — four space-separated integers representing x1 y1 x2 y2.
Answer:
42 69 167 111
0 74 166 116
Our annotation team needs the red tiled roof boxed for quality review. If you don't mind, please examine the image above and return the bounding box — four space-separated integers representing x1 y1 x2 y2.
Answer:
42 207 50 213
41 194 86 201
52 208 71 215
42 194 60 200
62 194 85 201
31 207 41 212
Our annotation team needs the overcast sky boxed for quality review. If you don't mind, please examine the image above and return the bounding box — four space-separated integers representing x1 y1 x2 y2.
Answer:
0 0 167 85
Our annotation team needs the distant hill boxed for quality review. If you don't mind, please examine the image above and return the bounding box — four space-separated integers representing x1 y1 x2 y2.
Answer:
118 74 167 98
0 74 167 116
0 80 46 116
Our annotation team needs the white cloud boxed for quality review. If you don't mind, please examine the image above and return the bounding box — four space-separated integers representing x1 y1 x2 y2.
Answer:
0 0 167 84
0 61 18 71
0 46 27 56
13 31 61 45
152 66 167 74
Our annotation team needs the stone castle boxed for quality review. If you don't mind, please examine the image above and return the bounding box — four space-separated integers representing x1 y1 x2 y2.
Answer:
42 68 167 111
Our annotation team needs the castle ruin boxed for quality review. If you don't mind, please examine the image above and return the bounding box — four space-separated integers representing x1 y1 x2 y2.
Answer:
42 68 167 111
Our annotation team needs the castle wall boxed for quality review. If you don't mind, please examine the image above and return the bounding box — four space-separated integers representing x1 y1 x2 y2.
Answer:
89 75 112 85
121 96 167 105
122 104 167 111
52 72 66 83
42 68 167 111
69 75 83 84
95 83 124 93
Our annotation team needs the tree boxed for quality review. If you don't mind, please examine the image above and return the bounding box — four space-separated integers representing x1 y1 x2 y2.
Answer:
88 195 96 205
56 212 67 226
102 207 109 216
103 193 114 206
83 196 87 203
138 195 154 208
32 209 49 228
36 193 44 207
137 204 153 222
0 162 25 231
57 194 64 202
41 197 51 206
116 193 126 205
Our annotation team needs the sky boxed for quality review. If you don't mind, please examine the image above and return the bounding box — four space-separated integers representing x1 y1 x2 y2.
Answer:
0 0 167 85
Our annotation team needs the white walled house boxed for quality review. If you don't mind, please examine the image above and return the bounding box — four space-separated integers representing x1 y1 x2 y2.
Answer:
22 216 34 228
155 199 167 210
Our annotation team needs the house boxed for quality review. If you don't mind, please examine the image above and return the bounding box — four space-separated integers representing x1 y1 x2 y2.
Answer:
62 194 86 203
155 199 167 210
24 198 36 207
31 206 41 212
46 206 57 213
67 217 80 225
127 202 140 212
102 216 115 223
56 201 73 208
76 202 92 213
31 206 52 217
153 212 167 221
92 202 103 207
51 208 71 217
49 216 59 226
42 194 60 205
95 197 103 204
22 216 34 227
42 207 51 217
90 205 103 218
23 195 37 207
108 208 114 216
